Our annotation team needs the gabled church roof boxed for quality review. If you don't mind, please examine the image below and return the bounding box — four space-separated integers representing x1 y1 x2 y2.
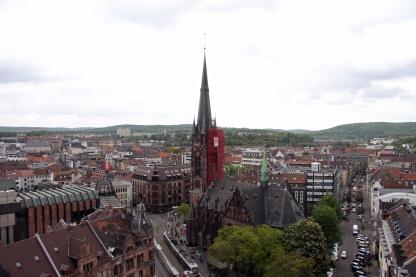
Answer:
200 177 304 228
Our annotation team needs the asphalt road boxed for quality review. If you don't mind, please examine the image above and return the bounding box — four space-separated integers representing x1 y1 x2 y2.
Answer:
149 212 212 277
334 175 378 277
149 213 186 277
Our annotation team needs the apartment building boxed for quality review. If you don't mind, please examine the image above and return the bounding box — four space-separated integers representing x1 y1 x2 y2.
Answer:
132 164 191 212
117 127 131 137
242 148 263 166
306 162 343 205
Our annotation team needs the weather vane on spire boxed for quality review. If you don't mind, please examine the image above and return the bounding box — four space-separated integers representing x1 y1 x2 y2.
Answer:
204 33 206 50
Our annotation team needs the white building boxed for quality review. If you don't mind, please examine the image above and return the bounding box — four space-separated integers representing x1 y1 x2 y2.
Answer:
117 128 131 137
112 179 132 206
306 162 343 204
242 148 263 166
370 185 416 222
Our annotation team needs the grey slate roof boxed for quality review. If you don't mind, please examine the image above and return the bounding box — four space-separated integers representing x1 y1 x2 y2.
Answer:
200 177 304 228
196 53 212 134
133 164 191 181
25 140 51 148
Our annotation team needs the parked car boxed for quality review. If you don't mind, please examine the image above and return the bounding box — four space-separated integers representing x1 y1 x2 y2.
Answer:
356 254 366 261
352 208 356 213
358 242 370 248
333 249 338 260
354 269 367 276
358 250 370 257
327 267 334 277
341 250 347 259
351 265 363 272
353 259 367 267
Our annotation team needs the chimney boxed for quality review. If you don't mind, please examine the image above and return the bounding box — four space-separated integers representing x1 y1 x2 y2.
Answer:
46 226 52 233
68 224 75 232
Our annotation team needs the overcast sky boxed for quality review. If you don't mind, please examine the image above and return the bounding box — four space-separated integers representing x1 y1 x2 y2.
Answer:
1 0 416 131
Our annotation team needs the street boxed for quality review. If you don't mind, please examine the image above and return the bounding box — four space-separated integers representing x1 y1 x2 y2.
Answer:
149 212 212 277
334 175 378 277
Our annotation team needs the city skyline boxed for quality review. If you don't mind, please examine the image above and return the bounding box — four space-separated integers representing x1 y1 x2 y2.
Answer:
1 0 416 131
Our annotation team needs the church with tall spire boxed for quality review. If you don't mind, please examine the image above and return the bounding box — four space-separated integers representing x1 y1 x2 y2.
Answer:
190 51 225 204
186 52 304 248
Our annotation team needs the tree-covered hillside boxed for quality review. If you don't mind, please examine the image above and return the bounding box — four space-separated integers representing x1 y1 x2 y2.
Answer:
307 122 416 141
1 122 415 142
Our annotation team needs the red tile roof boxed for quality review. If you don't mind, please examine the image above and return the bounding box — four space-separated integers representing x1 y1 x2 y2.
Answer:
224 156 242 164
158 151 171 158
0 235 58 277
27 156 55 163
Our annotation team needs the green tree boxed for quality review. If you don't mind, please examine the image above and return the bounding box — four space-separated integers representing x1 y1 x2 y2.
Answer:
164 147 181 154
264 252 315 277
175 203 189 219
312 205 342 248
253 225 284 271
224 164 239 176
283 218 329 277
316 194 342 222
209 226 260 274
208 225 284 275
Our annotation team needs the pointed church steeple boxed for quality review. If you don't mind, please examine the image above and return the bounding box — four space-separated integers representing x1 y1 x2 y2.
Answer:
196 52 212 134
260 146 269 182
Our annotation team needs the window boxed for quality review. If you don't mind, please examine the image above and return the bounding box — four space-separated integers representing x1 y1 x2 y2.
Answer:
113 264 122 275
83 261 93 271
126 258 133 270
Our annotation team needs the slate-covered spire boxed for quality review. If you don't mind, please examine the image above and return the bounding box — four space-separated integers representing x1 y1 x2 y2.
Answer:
131 202 153 234
196 52 212 134
260 146 269 182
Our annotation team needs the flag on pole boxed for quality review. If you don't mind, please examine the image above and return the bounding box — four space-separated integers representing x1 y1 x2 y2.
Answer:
104 161 110 171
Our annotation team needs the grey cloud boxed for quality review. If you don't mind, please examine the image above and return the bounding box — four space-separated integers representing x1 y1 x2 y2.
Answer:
316 59 416 94
362 85 414 100
102 0 193 28
0 63 46 83
351 2 416 34
102 0 280 28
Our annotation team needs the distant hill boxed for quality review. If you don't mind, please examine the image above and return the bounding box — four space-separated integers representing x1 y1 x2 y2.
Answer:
0 125 308 134
0 126 75 132
307 122 416 141
1 122 415 141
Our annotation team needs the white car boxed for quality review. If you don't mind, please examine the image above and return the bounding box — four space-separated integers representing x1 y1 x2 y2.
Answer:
341 250 347 259
327 268 333 277
352 208 356 213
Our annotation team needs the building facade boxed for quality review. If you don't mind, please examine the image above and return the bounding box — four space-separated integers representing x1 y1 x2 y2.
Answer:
306 162 343 205
0 185 99 243
131 164 191 212
0 204 155 277
117 128 131 137
241 148 263 166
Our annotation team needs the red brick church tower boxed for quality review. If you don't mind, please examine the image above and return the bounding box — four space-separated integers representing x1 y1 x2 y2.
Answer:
190 52 225 205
